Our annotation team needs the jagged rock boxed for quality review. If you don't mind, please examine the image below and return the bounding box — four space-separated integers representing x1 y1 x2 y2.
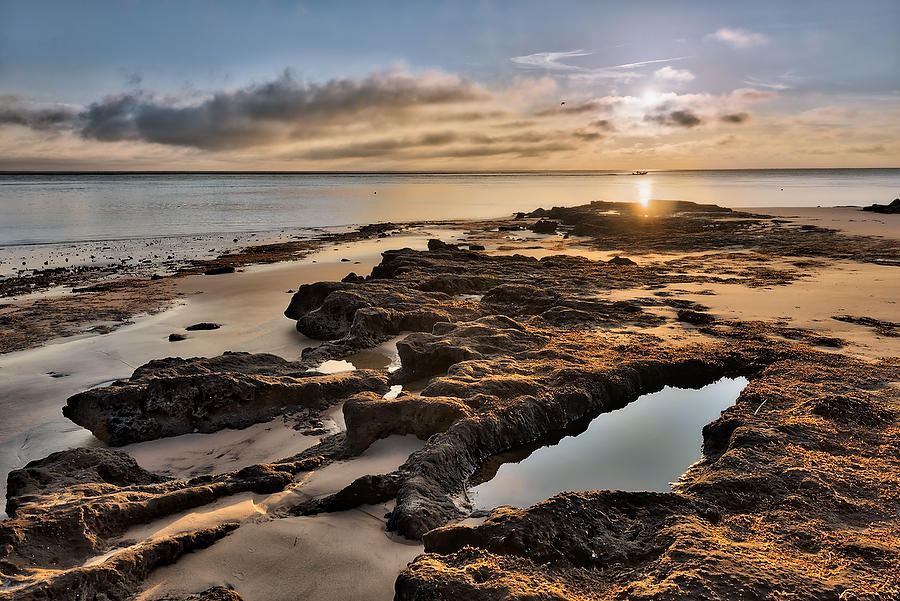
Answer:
0 525 236 601
528 219 557 234
343 392 473 455
203 266 235 275
5 448 166 517
63 352 389 445
427 238 459 251
168 332 187 341
607 255 636 266
677 309 716 325
341 272 365 283
179 586 245 601
861 198 900 213
185 322 220 331
394 316 548 381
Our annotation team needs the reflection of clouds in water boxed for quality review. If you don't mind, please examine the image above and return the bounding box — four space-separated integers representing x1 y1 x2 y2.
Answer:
472 377 748 510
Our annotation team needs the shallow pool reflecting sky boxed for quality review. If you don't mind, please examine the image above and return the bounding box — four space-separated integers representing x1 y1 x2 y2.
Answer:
470 377 749 510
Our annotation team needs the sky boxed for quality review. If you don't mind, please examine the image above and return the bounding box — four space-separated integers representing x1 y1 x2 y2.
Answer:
1 0 898 170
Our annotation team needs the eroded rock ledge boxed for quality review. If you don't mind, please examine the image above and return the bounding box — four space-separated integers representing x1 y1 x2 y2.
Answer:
393 350 900 599
64 352 389 445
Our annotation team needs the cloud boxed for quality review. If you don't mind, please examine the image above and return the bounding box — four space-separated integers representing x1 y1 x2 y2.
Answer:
846 144 886 154
573 130 604 141
645 110 702 127
797 106 858 125
0 95 79 130
654 66 695 82
612 56 689 69
510 51 689 83
296 129 579 160
510 50 592 71
535 97 621 116
707 28 768 49
742 76 790 90
729 88 778 102
720 112 750 123
590 119 616 131
78 69 489 150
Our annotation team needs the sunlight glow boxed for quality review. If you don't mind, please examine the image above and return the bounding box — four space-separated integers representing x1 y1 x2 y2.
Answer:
638 179 651 207
641 90 662 106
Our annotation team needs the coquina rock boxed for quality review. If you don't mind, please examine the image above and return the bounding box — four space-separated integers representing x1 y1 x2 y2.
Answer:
63 351 389 445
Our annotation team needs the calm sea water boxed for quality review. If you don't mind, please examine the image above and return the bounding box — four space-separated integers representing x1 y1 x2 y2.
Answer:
1 170 898 246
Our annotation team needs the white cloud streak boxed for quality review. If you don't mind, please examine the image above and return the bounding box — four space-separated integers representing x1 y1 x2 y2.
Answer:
707 28 769 49
655 66 696 82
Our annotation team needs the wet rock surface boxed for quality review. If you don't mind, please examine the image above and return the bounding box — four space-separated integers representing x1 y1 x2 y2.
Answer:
5 201 900 599
5 448 166 516
63 351 389 445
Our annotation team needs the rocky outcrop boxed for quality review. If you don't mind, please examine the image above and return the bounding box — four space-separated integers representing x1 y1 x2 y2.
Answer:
862 198 900 213
5 448 166 516
393 349 900 600
179 587 246 601
0 433 331 594
523 200 900 264
528 219 557 234
63 352 389 445
394 316 548 381
343 392 473 455
285 245 674 368
0 525 236 601
296 316 774 539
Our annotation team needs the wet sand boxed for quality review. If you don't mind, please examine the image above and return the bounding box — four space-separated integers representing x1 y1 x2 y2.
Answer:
0 228 455 515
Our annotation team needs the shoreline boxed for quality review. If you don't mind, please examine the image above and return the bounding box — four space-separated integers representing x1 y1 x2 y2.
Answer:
2 204 897 357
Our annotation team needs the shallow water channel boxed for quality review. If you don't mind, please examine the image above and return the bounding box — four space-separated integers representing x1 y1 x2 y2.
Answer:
470 377 748 510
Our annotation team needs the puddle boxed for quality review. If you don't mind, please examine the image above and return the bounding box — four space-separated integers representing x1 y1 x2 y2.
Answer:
470 377 748 510
309 359 355 374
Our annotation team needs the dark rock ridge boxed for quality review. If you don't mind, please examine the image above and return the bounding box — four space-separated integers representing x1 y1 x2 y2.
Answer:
524 200 900 263
203 265 236 275
297 329 776 539
0 437 331 589
64 351 389 445
5 447 166 516
185 322 221 331
343 391 473 455
861 198 900 213
832 314 899 337
284 242 714 366
0 525 236 601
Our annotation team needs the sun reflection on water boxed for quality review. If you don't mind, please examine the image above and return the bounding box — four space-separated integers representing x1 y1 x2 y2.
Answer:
638 179 651 207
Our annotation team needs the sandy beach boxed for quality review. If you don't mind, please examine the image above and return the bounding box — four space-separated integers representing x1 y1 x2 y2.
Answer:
1 202 898 601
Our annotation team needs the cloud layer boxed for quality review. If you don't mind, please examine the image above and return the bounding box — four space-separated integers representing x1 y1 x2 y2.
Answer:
1 64 895 170
79 70 488 150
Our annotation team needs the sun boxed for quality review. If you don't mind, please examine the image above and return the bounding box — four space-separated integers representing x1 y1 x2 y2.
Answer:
641 90 662 106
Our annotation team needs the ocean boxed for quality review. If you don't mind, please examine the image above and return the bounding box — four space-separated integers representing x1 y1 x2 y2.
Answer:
1 169 898 247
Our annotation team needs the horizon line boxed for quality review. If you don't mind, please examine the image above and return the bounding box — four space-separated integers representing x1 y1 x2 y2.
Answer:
1 167 898 176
